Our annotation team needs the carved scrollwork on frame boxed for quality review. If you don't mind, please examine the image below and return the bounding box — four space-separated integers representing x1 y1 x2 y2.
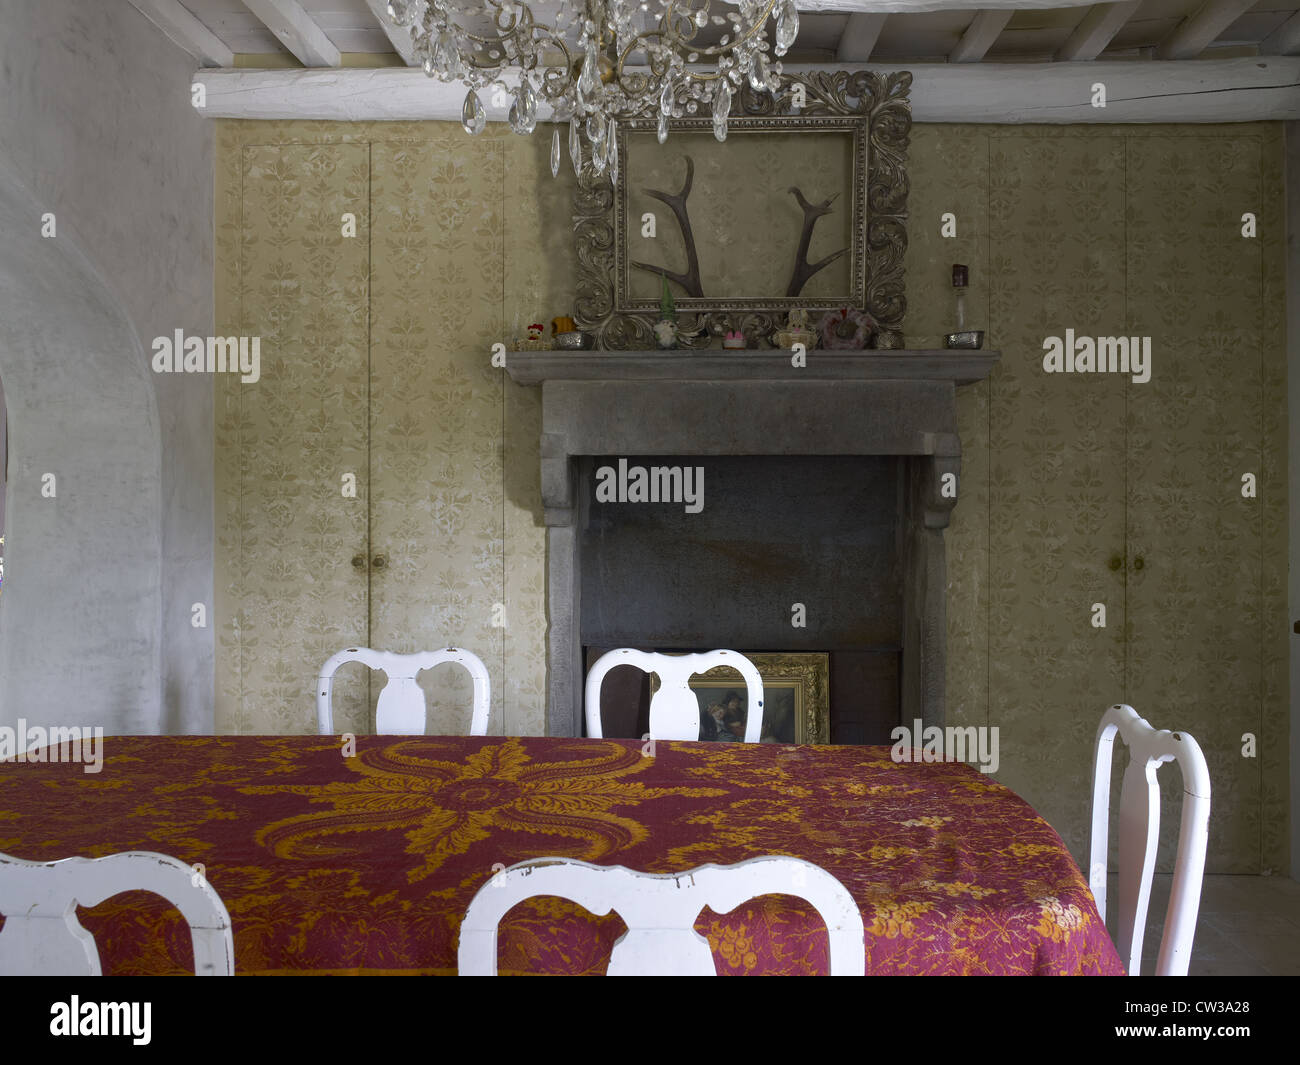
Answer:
572 70 912 349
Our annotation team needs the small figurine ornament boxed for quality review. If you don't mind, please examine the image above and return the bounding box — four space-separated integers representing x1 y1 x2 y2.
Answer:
723 329 745 350
819 307 876 350
514 322 547 351
773 308 815 350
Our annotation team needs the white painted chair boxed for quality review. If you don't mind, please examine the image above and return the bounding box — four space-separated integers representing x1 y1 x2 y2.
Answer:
1089 703 1211 976
316 646 491 735
0 850 234 976
458 855 864 975
584 649 765 742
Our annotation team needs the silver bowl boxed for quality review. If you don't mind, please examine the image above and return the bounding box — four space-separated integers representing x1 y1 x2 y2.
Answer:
944 330 984 350
553 330 593 350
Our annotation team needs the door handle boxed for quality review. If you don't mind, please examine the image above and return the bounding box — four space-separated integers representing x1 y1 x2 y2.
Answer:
1108 555 1123 572
351 554 366 569
371 554 388 570
1132 556 1144 571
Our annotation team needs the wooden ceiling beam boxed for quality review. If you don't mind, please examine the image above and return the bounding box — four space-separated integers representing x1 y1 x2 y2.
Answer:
1055 2 1141 62
125 0 234 67
1259 12 1300 57
192 57 1300 123
949 10 1013 63
836 13 888 63
1154 0 1256 61
363 0 418 65
242 0 342 67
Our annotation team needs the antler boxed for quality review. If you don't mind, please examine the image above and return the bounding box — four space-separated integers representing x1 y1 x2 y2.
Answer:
631 156 704 299
785 187 849 297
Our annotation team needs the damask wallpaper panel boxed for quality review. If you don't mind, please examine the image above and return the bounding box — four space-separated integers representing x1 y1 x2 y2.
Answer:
368 137 507 734
502 133 570 733
916 125 1287 874
1125 136 1263 871
987 134 1130 867
215 142 371 735
906 126 991 737
1258 129 1290 873
215 122 553 739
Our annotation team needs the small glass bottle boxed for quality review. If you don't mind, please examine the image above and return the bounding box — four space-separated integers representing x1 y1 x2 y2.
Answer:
952 264 968 332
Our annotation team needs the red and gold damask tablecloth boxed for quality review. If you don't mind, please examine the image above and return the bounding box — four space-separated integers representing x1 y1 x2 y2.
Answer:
0 736 1123 974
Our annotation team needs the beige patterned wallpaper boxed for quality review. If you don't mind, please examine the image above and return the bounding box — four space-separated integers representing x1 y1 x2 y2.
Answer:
214 119 1287 875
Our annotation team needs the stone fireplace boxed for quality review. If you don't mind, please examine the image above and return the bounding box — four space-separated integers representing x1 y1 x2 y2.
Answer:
506 349 998 738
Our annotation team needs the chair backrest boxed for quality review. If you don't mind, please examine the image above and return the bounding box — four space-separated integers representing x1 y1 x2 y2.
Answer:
584 649 764 742
316 646 491 736
1089 703 1211 976
0 850 234 976
459 855 864 975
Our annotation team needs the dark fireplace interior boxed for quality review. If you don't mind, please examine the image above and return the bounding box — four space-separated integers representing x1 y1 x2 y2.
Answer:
581 454 903 743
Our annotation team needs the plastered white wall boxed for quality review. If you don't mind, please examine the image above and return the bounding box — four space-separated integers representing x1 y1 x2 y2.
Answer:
0 1 213 731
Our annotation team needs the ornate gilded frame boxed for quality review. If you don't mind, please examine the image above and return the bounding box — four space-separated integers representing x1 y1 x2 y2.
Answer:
573 70 911 349
691 651 831 745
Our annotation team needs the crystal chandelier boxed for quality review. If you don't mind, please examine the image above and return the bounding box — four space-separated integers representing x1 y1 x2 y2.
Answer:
382 0 797 181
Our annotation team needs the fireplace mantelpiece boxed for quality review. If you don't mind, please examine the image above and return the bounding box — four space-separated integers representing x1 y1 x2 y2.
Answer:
506 349 1000 737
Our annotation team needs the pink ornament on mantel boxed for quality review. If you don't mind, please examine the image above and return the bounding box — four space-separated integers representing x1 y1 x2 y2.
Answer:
723 330 746 350
819 307 876 350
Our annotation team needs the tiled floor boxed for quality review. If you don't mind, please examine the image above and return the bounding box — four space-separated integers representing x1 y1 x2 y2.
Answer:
1105 874 1300 975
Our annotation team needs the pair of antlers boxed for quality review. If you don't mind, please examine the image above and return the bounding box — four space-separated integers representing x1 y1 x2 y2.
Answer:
631 155 848 300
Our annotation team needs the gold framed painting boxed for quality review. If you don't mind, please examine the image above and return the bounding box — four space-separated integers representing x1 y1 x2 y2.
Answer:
688 652 830 745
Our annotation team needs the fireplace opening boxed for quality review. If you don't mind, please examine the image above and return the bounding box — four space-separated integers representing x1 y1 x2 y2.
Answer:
581 454 903 743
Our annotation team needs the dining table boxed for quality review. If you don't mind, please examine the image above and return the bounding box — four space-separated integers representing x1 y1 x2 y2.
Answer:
0 735 1124 975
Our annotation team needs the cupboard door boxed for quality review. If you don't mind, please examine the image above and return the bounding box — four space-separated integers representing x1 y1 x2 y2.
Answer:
1124 135 1263 873
216 144 371 733
987 135 1129 863
367 138 505 733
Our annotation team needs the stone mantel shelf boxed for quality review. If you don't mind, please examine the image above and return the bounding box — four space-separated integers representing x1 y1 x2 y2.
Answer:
506 349 1000 386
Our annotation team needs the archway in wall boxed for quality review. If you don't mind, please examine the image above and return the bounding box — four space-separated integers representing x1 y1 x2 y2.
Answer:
0 162 162 729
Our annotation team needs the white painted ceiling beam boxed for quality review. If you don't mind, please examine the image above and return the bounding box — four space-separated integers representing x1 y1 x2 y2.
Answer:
1259 12 1300 56
192 58 1300 124
1153 0 1256 61
949 10 1013 63
125 0 234 67
242 0 342 67
836 13 888 62
1055 1 1140 62
363 0 418 64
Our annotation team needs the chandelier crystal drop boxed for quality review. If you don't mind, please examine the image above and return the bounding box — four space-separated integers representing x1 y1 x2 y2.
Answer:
606 116 619 184
569 114 582 172
385 0 790 180
387 0 417 27
711 77 731 141
508 78 538 133
461 88 487 134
